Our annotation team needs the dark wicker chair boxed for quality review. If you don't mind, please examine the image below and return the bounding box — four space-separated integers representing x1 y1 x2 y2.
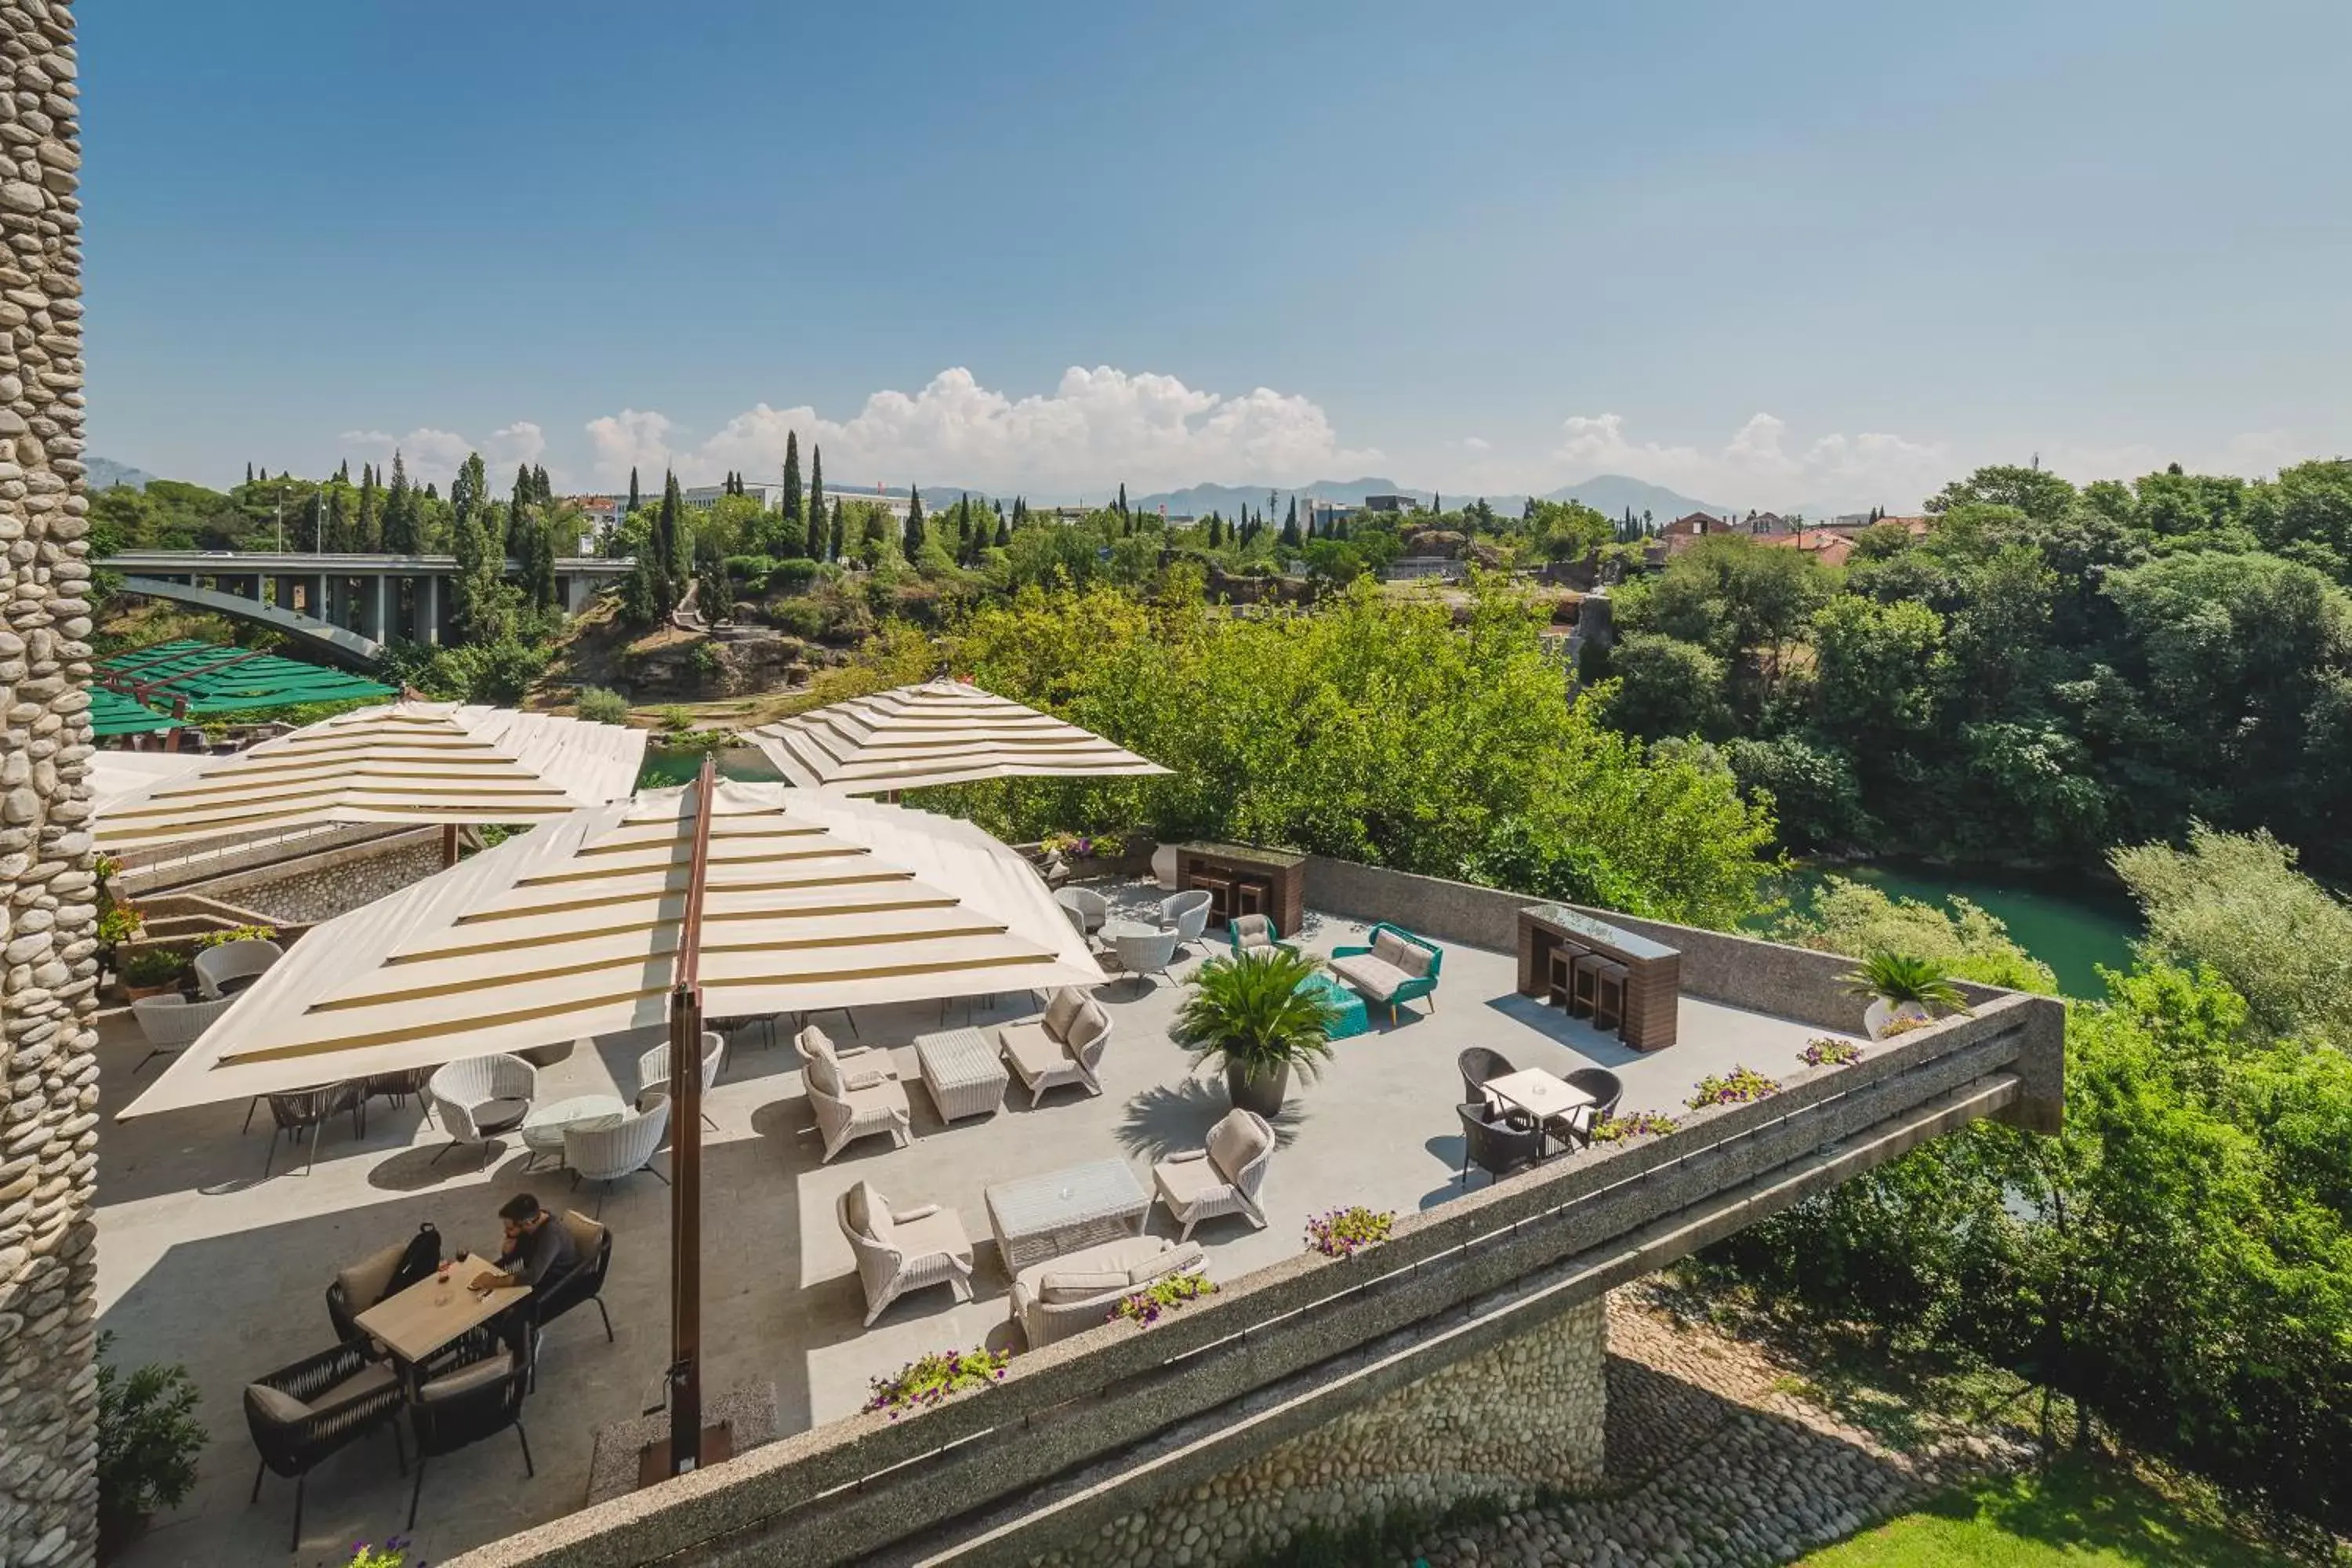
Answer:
324 1240 408 1348
244 1338 407 1550
526 1213 615 1373
1457 1102 1544 1186
1562 1067 1625 1145
262 1081 362 1178
407 1333 535 1530
1456 1047 1515 1109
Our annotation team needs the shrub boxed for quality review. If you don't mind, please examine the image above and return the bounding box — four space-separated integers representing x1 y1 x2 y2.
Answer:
1588 1109 1679 1142
721 554 775 584
766 557 820 593
347 1543 412 1568
1799 1036 1862 1068
97 901 145 946
1844 951 1967 1013
764 597 826 639
1687 1066 1780 1109
193 924 274 950
862 1346 1011 1419
118 947 187 988
659 704 696 733
96 1332 205 1539
1174 951 1338 1085
575 685 632 725
1110 1271 1217 1327
1305 1205 1394 1258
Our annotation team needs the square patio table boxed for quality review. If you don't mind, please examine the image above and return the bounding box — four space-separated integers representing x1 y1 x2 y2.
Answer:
354 1257 530 1370
1482 1068 1597 1148
985 1159 1150 1270
913 1026 1009 1122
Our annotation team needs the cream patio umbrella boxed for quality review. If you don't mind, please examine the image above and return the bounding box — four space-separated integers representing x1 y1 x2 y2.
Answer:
742 677 1171 796
90 701 649 857
119 764 1107 1475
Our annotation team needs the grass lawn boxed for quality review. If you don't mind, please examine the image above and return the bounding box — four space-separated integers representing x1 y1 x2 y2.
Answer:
1801 1455 2297 1567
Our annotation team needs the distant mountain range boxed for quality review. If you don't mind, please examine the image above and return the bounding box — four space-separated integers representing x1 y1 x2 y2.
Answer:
1129 474 1730 521
86 456 156 492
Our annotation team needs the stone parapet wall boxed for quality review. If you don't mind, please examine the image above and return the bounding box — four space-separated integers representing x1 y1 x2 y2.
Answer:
1032 1298 1608 1568
0 3 93 1562
189 833 445 926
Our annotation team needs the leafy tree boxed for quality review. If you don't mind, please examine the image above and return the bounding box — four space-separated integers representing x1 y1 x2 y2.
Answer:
1809 595 1947 748
1595 633 1732 742
1926 462 2078 525
1722 734 1871 850
1616 534 1835 702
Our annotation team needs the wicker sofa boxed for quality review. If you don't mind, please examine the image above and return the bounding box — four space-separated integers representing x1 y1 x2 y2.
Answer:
1007 1235 1205 1348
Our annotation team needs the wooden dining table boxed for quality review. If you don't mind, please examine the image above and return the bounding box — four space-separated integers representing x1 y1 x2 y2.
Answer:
354 1256 531 1370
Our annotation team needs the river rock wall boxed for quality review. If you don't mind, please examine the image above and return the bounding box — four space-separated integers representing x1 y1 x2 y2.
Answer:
0 2 95 1563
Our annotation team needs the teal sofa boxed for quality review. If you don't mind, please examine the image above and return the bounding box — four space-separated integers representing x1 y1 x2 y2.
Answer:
1327 923 1443 1023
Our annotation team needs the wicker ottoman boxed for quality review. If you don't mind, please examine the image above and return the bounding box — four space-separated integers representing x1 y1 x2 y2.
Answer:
914 1027 1010 1122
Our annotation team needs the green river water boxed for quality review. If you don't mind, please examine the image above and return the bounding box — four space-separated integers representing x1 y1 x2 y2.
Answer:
1762 861 2143 1000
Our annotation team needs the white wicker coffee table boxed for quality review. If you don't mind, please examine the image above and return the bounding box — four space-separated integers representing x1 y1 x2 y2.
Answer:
913 1026 1009 1122
985 1160 1150 1269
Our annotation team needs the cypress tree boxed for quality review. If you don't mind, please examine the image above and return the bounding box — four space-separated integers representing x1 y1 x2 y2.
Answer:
506 464 534 557
993 509 1009 549
781 432 803 534
358 463 381 550
1279 496 1301 549
628 466 641 514
379 451 418 554
336 458 350 484
532 463 552 504
827 497 845 562
804 445 826 560
244 461 254 485
902 486 925 563
1116 481 1128 520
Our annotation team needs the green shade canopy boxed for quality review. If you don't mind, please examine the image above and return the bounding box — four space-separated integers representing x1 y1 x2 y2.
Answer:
86 688 175 738
95 639 397 716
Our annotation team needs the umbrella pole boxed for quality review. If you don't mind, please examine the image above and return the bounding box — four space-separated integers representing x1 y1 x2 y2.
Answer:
664 753 717 1476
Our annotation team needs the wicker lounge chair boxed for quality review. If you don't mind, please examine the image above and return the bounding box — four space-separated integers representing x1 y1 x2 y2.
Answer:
244 1339 407 1550
804 1040 913 1162
837 1179 975 1326
997 987 1112 1104
194 937 282 999
1151 1109 1275 1240
564 1093 670 1213
426 1054 538 1168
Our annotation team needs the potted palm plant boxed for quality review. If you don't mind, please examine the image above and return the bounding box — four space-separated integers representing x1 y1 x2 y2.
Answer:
1845 951 1966 1040
1173 949 1337 1117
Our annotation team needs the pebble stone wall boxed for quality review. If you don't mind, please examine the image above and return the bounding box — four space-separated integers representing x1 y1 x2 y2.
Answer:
1033 1297 1608 1568
0 2 93 1563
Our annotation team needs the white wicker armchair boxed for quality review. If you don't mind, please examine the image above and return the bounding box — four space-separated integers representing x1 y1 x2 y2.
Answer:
194 938 282 999
425 1054 538 1167
1054 886 1109 936
837 1179 974 1327
1151 1109 1276 1240
804 1042 912 1163
996 988 1112 1105
1160 889 1214 953
564 1091 670 1215
1110 924 1181 991
637 1030 725 1131
793 1024 897 1088
128 993 233 1074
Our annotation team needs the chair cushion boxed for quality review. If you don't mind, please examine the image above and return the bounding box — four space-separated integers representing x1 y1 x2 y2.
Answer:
1063 1002 1109 1051
1232 915 1275 947
335 1241 408 1315
559 1210 605 1260
315 1359 397 1409
1041 988 1084 1040
1388 932 1434 978
844 1180 893 1247
1329 953 1410 1002
245 1382 310 1425
1038 1269 1129 1304
473 1098 530 1133
1126 1243 1204 1287
1207 1112 1273 1179
800 1024 835 1062
1152 1153 1229 1207
419 1351 511 1402
998 1021 1065 1082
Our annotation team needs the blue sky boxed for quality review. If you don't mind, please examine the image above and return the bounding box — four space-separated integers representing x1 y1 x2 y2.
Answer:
83 2 2352 510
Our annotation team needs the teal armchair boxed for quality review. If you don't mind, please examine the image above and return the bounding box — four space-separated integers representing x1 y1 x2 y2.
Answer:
1225 913 1298 960
1328 923 1442 1023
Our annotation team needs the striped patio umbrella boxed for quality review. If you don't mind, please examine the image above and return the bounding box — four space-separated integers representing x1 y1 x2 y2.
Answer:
91 702 648 853
742 677 1170 795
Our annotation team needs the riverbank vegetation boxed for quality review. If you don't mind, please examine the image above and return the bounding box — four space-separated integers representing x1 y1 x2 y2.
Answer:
1592 461 2352 882
1708 829 2352 1538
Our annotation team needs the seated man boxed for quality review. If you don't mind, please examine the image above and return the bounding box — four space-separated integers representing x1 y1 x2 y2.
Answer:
473 1192 577 1297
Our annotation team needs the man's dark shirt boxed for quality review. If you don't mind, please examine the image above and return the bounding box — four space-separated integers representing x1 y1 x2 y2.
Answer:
498 1216 577 1291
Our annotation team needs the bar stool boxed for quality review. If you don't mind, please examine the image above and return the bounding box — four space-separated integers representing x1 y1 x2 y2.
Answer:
1569 953 1605 1018
1590 960 1629 1034
1544 946 1576 1007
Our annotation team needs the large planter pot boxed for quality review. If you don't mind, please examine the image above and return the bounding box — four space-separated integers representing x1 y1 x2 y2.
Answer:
1864 997 1932 1040
1225 1061 1290 1119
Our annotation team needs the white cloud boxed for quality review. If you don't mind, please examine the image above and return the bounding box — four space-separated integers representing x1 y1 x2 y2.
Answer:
339 423 550 492
582 366 1382 493
1457 435 1492 452
1552 411 1951 512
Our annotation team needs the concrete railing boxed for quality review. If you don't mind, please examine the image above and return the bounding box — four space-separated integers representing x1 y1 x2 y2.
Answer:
452 876 2063 1568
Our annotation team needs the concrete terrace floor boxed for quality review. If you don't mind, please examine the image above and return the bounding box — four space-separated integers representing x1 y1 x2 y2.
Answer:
93 881 1853 1566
